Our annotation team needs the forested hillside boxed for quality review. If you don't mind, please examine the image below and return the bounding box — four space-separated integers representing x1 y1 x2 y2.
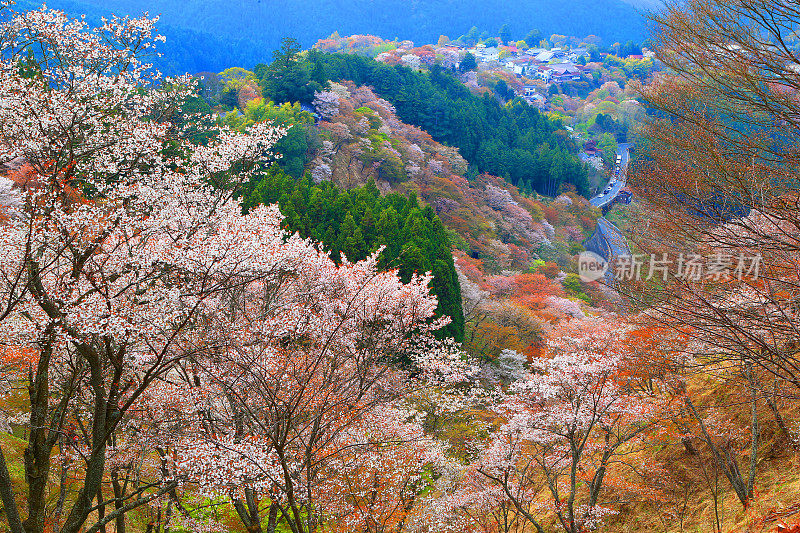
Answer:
255 50 590 196
19 0 647 72
5 4 800 533
201 68 601 350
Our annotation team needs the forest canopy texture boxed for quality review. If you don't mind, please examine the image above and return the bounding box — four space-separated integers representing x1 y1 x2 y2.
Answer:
256 50 591 197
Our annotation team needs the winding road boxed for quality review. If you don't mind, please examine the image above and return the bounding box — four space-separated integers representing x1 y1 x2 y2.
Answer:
589 143 631 209
583 144 632 275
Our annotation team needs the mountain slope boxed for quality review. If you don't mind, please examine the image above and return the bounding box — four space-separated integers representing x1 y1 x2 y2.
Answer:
18 0 648 73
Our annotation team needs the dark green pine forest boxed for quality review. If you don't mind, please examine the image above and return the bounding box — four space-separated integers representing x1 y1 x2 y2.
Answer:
241 169 465 342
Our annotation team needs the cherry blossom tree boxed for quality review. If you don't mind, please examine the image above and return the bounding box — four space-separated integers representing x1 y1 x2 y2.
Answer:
319 405 453 533
0 9 475 533
0 6 284 533
312 90 341 120
471 318 668 533
441 461 531 533
632 0 800 402
401 54 422 71
169 270 472 533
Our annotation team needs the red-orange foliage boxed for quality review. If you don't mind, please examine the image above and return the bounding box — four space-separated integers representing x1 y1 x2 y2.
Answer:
237 82 260 109
454 252 484 282
314 38 339 51
0 345 37 367
538 262 561 278
542 205 559 224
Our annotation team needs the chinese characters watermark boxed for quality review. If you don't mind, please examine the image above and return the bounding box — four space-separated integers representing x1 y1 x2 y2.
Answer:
578 252 762 283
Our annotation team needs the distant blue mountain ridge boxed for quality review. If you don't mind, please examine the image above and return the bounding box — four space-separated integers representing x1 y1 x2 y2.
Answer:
16 0 651 74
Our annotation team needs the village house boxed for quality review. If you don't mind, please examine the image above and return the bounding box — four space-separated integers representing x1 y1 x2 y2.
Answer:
502 59 523 75
549 62 582 82
534 49 555 63
512 84 546 108
508 55 537 76
535 65 553 82
534 48 567 63
477 46 500 61
568 48 589 61
521 84 539 97
525 93 546 109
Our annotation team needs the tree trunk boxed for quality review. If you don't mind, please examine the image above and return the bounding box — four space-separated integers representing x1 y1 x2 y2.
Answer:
760 379 798 450
266 503 279 533
685 395 756 509
111 472 126 533
54 439 69 531
746 365 759 503
233 498 262 533
59 401 111 533
0 444 24 533
164 498 172 533
96 486 107 533
23 341 56 533
245 488 262 533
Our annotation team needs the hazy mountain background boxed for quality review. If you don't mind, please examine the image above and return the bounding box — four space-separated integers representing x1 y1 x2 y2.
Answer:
619 0 662 8
16 0 652 73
